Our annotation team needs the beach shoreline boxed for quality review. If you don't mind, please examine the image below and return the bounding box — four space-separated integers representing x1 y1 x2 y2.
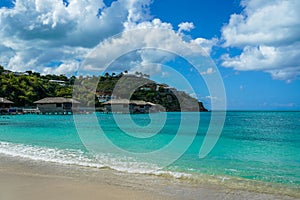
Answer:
0 154 171 200
0 154 298 200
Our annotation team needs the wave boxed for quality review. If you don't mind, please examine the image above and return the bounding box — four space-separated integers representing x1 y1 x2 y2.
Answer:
0 141 105 168
0 141 189 177
0 141 299 198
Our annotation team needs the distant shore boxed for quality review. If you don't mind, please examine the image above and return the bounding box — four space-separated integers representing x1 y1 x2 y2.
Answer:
0 154 298 200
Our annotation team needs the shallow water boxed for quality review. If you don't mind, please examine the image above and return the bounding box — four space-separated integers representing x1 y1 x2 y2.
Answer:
0 111 299 196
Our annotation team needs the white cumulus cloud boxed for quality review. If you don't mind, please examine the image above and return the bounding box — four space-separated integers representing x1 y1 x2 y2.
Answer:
221 0 300 82
178 22 195 32
0 0 153 75
80 19 213 76
0 0 215 76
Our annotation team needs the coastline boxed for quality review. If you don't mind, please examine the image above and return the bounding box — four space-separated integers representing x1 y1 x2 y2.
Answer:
0 154 170 200
0 154 298 200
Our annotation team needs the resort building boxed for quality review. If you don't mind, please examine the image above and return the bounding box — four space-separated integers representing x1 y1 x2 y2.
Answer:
102 99 157 114
0 97 13 114
49 80 66 86
96 93 116 103
34 97 80 114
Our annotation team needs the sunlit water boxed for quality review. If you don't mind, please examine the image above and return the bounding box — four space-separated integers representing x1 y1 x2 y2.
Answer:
0 111 299 196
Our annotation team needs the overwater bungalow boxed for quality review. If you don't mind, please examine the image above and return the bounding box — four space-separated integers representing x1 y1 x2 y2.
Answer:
0 97 13 114
102 99 157 114
34 97 80 115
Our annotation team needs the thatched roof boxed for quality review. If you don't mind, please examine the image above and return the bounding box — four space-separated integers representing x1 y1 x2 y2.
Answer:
34 97 80 104
103 99 155 106
0 97 13 104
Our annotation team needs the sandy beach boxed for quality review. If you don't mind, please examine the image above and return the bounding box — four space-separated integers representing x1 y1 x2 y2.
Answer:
0 172 159 200
0 155 169 200
0 154 298 200
0 0 299 199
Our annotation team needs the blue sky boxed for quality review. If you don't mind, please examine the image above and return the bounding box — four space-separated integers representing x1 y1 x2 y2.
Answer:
0 0 299 110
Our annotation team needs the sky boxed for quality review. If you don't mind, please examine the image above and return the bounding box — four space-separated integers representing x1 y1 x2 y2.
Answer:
0 0 299 110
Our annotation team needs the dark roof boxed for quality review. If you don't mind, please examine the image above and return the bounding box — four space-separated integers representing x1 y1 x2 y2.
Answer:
34 97 80 104
0 97 13 104
103 99 155 106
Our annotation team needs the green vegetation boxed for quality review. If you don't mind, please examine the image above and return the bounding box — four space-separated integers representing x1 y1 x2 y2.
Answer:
0 66 73 107
0 66 207 111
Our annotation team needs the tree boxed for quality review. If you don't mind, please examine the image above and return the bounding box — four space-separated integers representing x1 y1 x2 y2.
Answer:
32 72 41 77
0 66 4 74
0 66 207 111
69 76 76 85
25 70 33 75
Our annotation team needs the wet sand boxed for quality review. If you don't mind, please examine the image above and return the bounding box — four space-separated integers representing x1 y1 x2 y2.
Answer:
0 154 298 200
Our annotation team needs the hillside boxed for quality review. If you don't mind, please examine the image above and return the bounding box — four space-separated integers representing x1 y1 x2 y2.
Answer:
0 66 208 111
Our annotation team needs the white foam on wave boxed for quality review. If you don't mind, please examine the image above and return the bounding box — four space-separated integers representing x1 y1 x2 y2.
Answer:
3 141 297 198
0 141 192 179
151 170 192 179
0 141 105 168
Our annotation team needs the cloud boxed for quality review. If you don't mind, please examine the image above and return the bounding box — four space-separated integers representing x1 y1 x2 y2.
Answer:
200 67 215 75
0 0 215 76
221 0 300 82
79 18 215 76
178 22 195 32
203 96 218 100
42 61 80 75
0 0 152 74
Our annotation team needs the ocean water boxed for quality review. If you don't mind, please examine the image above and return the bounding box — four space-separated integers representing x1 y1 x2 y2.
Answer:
0 111 299 196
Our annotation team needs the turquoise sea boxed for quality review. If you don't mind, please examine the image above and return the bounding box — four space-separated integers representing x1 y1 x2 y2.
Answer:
0 111 299 196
